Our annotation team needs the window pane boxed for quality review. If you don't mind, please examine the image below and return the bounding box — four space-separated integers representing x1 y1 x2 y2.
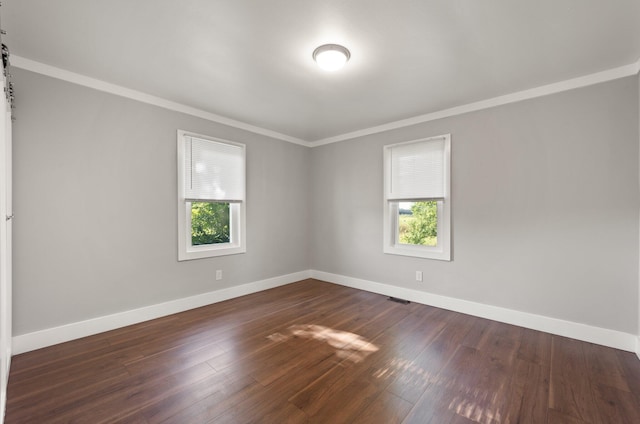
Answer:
398 201 437 246
191 202 230 245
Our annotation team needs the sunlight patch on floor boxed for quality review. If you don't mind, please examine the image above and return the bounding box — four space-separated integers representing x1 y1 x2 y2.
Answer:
267 324 379 363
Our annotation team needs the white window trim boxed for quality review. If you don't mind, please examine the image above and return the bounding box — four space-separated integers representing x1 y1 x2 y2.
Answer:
177 130 246 261
383 134 451 261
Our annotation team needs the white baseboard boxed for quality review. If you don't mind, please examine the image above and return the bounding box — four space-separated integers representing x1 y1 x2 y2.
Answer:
11 269 638 356
12 270 311 355
1 342 11 423
311 270 638 353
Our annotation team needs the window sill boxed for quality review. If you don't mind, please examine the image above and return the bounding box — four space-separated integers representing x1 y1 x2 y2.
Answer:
383 244 451 261
178 244 246 261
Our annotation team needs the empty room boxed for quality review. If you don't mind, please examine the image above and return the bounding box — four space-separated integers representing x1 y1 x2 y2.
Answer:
0 1 639 423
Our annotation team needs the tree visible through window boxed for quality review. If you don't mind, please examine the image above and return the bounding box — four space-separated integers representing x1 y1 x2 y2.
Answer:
191 202 230 245
398 201 437 246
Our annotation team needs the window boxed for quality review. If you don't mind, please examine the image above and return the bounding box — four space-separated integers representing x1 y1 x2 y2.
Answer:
383 135 451 260
177 130 246 260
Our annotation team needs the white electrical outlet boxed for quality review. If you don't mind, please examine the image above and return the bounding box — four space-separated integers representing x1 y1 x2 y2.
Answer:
416 271 423 282
216 270 222 280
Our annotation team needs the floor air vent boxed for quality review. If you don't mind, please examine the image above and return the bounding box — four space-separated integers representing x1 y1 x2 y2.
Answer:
388 297 410 305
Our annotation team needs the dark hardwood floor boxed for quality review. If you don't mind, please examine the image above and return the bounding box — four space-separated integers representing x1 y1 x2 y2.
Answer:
5 279 640 423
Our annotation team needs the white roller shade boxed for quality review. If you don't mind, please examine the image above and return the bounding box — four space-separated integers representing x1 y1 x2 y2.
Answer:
387 137 447 200
184 136 245 202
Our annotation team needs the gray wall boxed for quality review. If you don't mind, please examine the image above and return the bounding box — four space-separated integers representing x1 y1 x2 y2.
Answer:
11 68 640 337
12 69 311 335
311 76 640 334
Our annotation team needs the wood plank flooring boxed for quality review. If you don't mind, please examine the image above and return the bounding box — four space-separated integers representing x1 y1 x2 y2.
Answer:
4 279 640 423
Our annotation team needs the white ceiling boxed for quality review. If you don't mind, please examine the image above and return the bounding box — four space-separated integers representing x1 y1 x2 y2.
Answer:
3 1 640 143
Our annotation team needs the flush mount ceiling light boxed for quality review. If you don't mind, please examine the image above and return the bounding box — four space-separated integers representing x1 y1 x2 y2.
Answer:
312 44 351 72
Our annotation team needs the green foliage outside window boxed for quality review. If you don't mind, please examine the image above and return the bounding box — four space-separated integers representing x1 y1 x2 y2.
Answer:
398 201 437 246
191 202 230 245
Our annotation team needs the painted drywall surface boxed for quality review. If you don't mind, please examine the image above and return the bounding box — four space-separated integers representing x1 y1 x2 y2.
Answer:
311 76 640 334
11 69 310 335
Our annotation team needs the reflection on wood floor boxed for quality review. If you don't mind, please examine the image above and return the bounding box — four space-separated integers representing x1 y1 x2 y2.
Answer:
5 279 640 423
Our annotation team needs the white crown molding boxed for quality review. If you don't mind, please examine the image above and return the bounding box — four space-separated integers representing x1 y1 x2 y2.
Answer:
10 55 640 148
11 270 311 355
10 56 311 147
310 270 638 353
311 61 640 146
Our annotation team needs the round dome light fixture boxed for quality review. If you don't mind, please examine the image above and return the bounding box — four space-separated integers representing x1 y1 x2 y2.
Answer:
312 44 351 71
